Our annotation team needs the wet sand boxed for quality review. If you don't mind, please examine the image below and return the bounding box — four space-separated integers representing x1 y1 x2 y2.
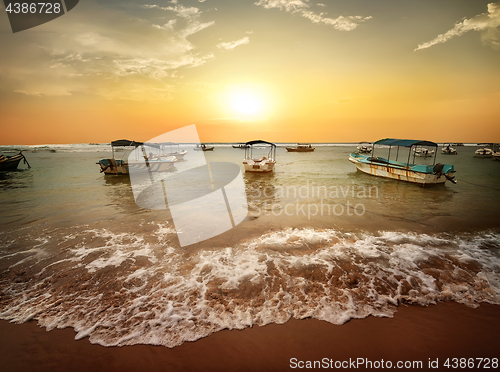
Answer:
1 302 498 372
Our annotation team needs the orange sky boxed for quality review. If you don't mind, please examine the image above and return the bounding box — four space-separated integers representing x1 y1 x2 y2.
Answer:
1 0 499 145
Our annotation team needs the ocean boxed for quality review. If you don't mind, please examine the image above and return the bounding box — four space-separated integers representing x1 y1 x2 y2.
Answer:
0 143 499 348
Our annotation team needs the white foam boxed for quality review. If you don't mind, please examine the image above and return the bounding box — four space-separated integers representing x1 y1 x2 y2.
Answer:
0 227 499 348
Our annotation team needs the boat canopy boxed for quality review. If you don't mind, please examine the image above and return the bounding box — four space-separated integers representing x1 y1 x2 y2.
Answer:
374 139 437 147
111 139 144 147
111 140 162 149
245 140 276 147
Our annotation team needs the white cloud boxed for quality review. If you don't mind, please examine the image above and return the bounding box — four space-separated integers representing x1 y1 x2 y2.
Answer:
415 2 500 51
255 0 371 31
216 37 250 50
146 4 215 37
0 1 215 101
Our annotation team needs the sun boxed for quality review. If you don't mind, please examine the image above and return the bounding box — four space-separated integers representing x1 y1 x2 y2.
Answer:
230 92 263 116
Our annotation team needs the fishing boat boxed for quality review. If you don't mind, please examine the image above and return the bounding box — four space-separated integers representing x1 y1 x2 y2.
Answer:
441 143 457 155
194 144 214 151
159 142 187 160
356 142 373 154
474 144 494 158
348 138 456 185
243 140 276 173
97 140 177 175
0 151 31 171
285 143 315 152
233 143 249 149
412 146 435 157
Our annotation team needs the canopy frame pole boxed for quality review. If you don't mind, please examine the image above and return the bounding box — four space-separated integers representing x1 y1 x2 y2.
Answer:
407 146 412 166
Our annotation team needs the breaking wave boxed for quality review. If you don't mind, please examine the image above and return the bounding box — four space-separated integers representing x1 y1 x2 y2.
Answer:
0 226 499 347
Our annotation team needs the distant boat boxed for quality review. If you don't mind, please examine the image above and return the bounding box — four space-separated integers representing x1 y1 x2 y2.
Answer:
233 143 249 149
243 140 276 173
0 151 31 171
356 142 372 154
286 143 315 152
412 146 435 158
474 144 494 158
490 144 500 161
441 143 457 155
97 139 177 175
349 138 456 185
194 144 214 151
159 142 187 160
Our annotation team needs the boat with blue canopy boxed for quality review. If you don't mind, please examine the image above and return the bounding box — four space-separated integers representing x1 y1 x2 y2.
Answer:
348 138 456 185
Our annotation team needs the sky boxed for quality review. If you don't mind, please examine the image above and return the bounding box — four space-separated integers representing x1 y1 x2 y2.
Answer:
1 0 499 145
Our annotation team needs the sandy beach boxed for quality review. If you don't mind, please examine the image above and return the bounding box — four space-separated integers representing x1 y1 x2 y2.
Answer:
1 302 499 372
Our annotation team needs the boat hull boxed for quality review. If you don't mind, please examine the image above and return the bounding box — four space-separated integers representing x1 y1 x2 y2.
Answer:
285 147 315 152
0 154 24 171
243 159 275 173
98 159 176 175
348 154 451 185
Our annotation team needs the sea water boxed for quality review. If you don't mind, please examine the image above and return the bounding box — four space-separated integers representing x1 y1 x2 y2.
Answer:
0 144 499 347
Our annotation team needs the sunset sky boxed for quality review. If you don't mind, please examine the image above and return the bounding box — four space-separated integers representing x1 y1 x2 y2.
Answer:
1 0 499 145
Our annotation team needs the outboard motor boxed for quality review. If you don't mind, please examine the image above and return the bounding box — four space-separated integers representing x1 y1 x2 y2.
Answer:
433 163 457 184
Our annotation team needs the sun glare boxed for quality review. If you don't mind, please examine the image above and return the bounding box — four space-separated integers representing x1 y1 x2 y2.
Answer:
231 92 263 116
221 85 270 120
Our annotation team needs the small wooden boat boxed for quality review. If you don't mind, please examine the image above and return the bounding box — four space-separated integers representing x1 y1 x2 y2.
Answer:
441 143 457 155
243 140 276 173
194 144 214 151
349 138 456 185
97 140 177 175
286 143 315 152
0 151 31 171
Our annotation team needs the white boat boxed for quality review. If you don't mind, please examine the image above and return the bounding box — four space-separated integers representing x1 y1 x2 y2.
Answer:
356 142 373 154
348 138 456 185
441 143 457 155
97 140 177 175
475 144 494 158
243 140 276 173
285 143 315 152
159 142 187 160
412 146 435 157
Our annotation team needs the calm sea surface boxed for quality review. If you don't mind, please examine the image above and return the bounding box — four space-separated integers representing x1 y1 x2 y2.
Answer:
0 144 499 347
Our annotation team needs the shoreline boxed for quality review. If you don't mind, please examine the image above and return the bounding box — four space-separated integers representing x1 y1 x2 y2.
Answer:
1 302 499 372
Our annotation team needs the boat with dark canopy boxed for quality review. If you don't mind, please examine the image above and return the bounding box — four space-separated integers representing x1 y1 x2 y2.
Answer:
348 138 456 185
97 139 177 175
243 140 276 173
